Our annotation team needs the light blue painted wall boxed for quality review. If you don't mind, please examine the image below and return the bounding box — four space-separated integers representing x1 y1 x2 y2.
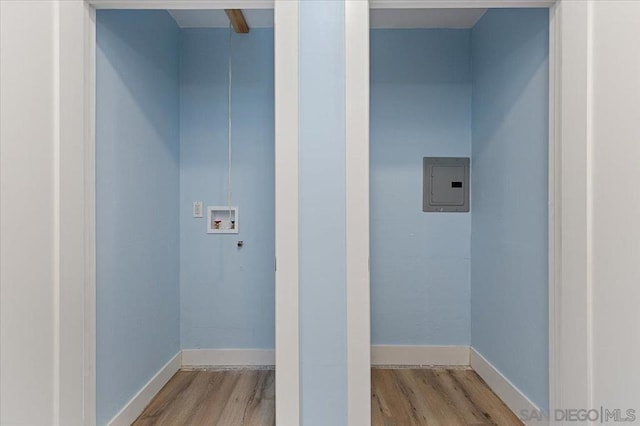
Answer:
471 9 549 412
96 10 180 426
370 29 472 346
299 1 347 424
179 28 275 349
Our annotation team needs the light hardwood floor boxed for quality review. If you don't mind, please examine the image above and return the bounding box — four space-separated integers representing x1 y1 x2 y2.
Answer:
133 367 521 425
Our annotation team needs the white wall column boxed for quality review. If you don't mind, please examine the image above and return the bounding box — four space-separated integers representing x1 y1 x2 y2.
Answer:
1 1 59 424
345 1 371 425
298 1 348 425
274 1 300 425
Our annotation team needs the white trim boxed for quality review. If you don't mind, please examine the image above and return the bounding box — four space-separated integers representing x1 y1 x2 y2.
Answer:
58 1 97 425
181 349 275 367
53 3 62 422
470 348 546 426
371 345 470 366
584 0 594 414
84 4 97 425
345 1 371 426
547 2 560 420
370 0 554 9
555 0 592 417
107 352 182 426
88 0 273 9
274 1 300 425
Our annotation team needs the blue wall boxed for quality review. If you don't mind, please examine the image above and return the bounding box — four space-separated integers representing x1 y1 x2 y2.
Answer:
370 29 472 346
96 10 180 425
179 28 275 349
299 1 347 424
471 9 549 411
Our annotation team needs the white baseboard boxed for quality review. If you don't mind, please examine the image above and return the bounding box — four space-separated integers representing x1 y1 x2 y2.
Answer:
470 348 547 426
371 345 470 366
107 351 181 426
107 347 540 426
181 348 275 367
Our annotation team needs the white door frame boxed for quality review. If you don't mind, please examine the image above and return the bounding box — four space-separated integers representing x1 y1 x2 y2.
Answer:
345 0 592 424
58 1 299 425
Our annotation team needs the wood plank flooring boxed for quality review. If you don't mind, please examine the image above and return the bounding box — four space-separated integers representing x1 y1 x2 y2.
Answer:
132 369 275 426
372 368 523 425
133 367 522 425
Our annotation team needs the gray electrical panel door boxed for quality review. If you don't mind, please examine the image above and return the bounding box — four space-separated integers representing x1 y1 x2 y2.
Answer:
423 157 470 212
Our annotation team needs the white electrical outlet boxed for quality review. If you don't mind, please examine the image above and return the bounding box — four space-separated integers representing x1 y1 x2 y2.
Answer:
192 201 203 218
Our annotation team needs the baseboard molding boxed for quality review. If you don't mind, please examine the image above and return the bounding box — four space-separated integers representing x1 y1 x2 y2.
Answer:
181 348 275 367
107 351 181 426
371 345 470 366
107 347 540 426
470 348 546 426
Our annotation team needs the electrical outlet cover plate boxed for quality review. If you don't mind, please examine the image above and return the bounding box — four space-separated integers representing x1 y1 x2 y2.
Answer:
193 201 203 218
423 157 470 212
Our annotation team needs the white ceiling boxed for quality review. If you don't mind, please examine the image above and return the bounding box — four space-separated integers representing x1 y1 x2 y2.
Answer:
168 8 486 29
168 9 274 28
370 8 487 29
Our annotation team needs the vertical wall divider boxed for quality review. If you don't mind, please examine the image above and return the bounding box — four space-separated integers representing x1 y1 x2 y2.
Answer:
345 1 371 425
274 1 300 425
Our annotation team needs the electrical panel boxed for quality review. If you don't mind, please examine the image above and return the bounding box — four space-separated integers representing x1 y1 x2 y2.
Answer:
423 157 470 212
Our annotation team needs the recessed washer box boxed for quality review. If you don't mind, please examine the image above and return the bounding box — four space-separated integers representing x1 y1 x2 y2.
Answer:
207 206 239 234
423 157 470 212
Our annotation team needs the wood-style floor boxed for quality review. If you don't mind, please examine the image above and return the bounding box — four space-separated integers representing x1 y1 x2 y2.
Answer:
133 367 522 425
132 369 275 426
372 368 522 425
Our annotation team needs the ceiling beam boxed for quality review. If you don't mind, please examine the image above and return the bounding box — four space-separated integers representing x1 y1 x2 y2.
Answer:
225 9 250 33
